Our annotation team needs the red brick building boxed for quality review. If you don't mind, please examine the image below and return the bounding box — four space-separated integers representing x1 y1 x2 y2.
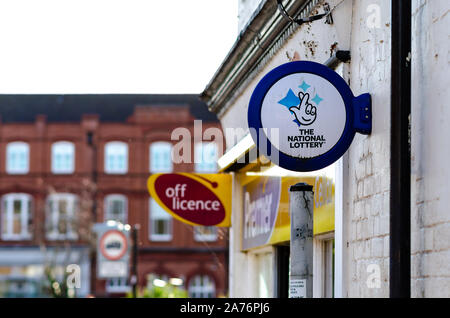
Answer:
0 94 227 298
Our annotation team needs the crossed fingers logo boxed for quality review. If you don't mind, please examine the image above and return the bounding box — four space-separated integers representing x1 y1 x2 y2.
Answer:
289 92 317 126
277 81 323 127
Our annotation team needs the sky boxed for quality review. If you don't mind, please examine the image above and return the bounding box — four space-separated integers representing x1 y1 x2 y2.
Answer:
0 0 238 94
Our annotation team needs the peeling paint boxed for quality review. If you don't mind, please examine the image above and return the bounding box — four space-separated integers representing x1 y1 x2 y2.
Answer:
303 40 318 57
330 42 339 55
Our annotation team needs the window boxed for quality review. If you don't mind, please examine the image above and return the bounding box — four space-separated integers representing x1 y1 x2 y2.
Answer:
194 226 217 242
51 141 75 174
46 193 78 240
104 194 127 224
146 273 170 288
150 142 172 173
313 235 335 298
322 239 335 298
195 142 218 172
149 199 172 241
1 194 32 240
106 277 131 293
256 251 274 297
104 141 128 174
6 142 29 174
188 274 215 298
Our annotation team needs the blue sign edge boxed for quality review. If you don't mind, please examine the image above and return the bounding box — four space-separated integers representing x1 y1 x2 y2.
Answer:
248 60 371 172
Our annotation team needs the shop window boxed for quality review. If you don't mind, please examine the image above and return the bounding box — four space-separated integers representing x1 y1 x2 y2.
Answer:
106 277 131 293
51 141 75 174
150 142 172 173
6 142 29 174
188 274 215 298
149 199 172 241
1 193 32 240
322 239 335 298
104 194 127 224
194 142 218 172
193 226 217 242
256 252 274 298
46 193 78 240
104 141 128 174
2 278 40 298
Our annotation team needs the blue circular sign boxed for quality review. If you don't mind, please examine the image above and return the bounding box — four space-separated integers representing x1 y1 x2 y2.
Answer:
248 61 371 172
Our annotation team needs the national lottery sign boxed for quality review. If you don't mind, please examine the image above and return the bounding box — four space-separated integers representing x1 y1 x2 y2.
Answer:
147 173 232 227
248 61 372 172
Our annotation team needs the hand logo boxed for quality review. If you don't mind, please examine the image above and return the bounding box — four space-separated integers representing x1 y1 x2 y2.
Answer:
289 92 317 126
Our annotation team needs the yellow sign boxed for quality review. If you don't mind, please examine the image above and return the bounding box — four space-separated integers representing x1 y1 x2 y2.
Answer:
147 173 232 227
313 176 335 234
242 175 334 250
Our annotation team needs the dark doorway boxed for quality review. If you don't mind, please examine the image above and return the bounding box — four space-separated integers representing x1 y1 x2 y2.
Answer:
275 245 290 298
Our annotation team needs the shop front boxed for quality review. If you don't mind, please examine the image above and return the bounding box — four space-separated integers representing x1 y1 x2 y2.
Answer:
225 156 336 297
0 247 91 297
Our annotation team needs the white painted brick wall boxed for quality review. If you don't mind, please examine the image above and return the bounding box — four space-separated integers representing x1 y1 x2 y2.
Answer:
221 0 449 298
344 0 392 298
411 0 450 298
434 223 450 251
225 0 394 298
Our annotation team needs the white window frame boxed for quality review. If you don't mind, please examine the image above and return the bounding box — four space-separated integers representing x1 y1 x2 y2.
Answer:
6 142 30 174
51 141 75 174
194 142 218 173
104 194 128 224
313 233 335 298
188 274 216 298
46 193 78 241
1 193 32 240
104 141 128 174
150 142 173 173
149 198 172 242
254 249 275 298
106 277 131 293
193 226 218 242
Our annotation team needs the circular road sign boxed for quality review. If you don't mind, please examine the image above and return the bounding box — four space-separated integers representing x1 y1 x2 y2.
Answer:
100 230 128 261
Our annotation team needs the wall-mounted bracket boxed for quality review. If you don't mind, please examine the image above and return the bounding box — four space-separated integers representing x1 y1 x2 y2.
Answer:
353 93 372 135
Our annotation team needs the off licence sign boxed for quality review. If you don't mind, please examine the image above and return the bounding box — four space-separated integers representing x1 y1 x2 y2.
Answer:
147 173 232 227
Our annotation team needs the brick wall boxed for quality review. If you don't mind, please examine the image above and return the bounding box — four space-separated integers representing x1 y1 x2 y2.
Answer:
411 0 450 298
0 104 228 296
343 0 392 298
213 0 450 298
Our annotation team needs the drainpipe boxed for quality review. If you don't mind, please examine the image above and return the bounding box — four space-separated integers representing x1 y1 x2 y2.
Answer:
289 183 314 298
131 224 140 298
87 131 98 296
390 0 411 298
